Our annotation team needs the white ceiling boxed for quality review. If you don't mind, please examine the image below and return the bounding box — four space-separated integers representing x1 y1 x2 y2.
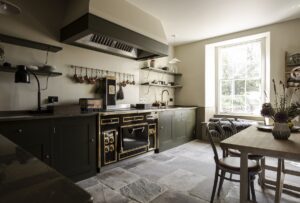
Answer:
127 0 300 45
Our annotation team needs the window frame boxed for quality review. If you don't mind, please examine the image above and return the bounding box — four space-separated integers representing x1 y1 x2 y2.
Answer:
215 37 267 116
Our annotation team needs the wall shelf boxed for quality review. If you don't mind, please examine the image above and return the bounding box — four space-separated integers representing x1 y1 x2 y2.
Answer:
285 52 300 88
141 82 182 88
141 67 182 76
0 33 62 53
0 66 62 77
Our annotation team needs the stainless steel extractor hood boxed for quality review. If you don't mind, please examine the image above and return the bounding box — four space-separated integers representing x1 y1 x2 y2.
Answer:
60 13 168 60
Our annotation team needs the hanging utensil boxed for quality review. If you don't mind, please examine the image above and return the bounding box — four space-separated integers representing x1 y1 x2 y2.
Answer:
73 66 79 82
84 68 89 83
126 74 130 84
117 83 124 100
78 67 84 83
122 73 127 87
132 74 136 85
89 69 96 84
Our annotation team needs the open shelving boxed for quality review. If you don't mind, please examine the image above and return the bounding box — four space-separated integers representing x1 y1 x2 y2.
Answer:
0 33 62 52
285 52 300 88
141 82 182 89
141 67 182 76
0 66 62 77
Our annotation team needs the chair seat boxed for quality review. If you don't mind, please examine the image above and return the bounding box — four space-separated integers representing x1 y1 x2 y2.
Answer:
228 149 263 160
219 157 261 173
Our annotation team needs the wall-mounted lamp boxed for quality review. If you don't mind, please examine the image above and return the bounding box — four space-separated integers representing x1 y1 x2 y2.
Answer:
15 65 42 112
0 0 21 15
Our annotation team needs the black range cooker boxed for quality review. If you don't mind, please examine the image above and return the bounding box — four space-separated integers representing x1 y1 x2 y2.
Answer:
99 112 158 167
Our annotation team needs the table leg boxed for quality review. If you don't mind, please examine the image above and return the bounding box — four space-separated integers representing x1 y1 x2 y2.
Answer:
275 158 285 203
240 151 248 203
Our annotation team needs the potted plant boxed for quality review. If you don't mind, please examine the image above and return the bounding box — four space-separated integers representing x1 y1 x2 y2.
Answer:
261 79 300 140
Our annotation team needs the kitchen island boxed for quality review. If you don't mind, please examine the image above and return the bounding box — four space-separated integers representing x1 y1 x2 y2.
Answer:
0 133 92 203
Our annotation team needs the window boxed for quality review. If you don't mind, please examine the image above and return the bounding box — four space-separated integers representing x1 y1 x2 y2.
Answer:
217 36 267 116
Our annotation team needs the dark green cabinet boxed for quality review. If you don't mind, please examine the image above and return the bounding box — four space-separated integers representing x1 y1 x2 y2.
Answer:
158 109 197 151
52 116 97 181
0 120 51 165
0 115 97 181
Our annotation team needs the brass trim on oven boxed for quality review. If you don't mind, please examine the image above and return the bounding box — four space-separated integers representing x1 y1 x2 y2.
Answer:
118 146 148 160
101 117 119 125
120 123 148 154
123 115 144 122
102 129 118 166
148 123 157 151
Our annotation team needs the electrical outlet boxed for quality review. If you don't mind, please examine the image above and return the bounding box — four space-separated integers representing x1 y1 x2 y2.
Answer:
48 96 58 103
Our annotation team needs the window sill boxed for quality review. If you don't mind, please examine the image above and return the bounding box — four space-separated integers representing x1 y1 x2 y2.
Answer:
214 114 264 121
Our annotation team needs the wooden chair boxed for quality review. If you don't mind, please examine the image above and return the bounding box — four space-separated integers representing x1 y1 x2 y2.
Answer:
217 118 264 160
217 118 266 186
207 122 261 203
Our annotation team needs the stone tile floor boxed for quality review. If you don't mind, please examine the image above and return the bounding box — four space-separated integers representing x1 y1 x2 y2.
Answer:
77 140 300 203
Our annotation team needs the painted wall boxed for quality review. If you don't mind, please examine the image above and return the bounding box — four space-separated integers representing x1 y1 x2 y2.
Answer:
0 0 171 111
175 19 300 120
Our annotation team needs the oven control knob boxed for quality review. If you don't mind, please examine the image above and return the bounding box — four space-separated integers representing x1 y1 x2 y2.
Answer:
109 145 115 152
104 137 109 145
109 136 114 143
104 146 109 153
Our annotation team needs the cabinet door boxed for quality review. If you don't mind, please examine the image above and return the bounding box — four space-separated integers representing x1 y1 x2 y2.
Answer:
158 111 173 150
51 116 97 181
0 120 51 165
185 109 196 139
172 110 186 141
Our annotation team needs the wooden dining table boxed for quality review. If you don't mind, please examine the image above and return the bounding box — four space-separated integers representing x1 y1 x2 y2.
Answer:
220 125 300 203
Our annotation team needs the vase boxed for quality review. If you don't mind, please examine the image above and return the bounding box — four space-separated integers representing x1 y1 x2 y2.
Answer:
272 122 291 140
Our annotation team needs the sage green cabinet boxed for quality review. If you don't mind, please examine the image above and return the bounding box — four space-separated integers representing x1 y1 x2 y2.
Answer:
158 111 173 151
158 108 197 151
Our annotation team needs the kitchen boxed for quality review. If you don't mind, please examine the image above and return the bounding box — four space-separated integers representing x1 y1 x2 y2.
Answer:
1 0 300 203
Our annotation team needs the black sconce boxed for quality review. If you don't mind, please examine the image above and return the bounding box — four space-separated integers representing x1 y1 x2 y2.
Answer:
15 65 42 112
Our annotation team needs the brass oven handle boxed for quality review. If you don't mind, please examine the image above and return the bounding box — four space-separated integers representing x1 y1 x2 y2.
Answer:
130 127 145 134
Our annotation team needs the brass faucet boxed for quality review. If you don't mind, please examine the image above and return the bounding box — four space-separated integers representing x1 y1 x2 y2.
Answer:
161 89 169 108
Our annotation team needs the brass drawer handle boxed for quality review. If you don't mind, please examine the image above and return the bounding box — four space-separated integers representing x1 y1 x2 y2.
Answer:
101 118 119 125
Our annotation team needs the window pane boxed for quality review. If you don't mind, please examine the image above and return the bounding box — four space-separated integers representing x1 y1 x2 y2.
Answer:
217 38 265 115
246 80 261 93
234 80 245 95
233 96 245 113
220 52 233 79
220 96 232 113
246 95 261 115
221 80 232 95
246 42 262 79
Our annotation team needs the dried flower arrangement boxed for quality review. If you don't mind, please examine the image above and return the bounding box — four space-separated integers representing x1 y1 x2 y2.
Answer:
261 79 300 123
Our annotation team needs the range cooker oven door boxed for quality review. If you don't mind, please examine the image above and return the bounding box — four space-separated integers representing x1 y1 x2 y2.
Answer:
121 123 148 153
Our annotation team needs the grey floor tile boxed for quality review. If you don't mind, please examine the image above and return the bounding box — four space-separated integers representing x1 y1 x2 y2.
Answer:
128 160 174 182
82 140 300 203
148 153 175 162
122 158 154 170
163 156 216 177
158 169 206 192
97 167 140 190
86 183 135 203
120 178 166 203
151 190 208 203
76 177 100 189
